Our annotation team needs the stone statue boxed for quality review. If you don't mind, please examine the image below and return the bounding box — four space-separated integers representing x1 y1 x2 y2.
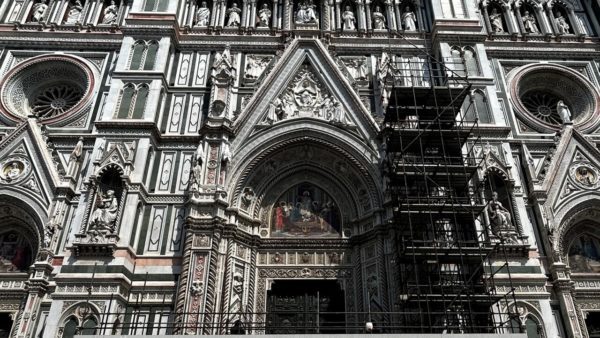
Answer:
347 58 368 81
90 190 119 230
258 3 271 27
489 8 503 33
487 191 513 233
195 1 211 27
195 140 205 166
67 137 84 176
557 100 571 123
377 52 393 110
102 0 119 24
43 224 56 248
244 56 269 79
555 12 570 34
372 6 386 29
31 0 49 22
266 99 280 124
65 0 84 24
342 6 356 30
295 0 318 24
522 11 538 33
402 7 417 31
226 3 242 27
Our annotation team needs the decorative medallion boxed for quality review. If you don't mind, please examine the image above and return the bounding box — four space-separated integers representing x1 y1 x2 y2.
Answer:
569 163 600 189
0 157 31 184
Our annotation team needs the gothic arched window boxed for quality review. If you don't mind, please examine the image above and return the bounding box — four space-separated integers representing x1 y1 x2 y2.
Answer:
116 84 149 119
464 90 492 123
144 0 169 11
462 46 479 76
62 317 79 338
131 84 149 119
129 41 159 71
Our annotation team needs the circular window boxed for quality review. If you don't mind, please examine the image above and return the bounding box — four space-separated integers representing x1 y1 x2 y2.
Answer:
508 63 600 133
0 54 96 126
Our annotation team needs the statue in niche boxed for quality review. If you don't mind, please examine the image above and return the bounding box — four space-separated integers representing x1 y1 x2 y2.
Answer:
195 1 211 27
67 137 84 176
522 10 538 33
102 0 119 24
295 0 318 24
372 6 386 29
555 12 570 34
89 190 119 231
258 3 271 27
345 58 368 81
43 224 56 248
402 6 417 31
244 56 270 80
489 8 504 33
487 191 514 234
191 141 204 191
266 98 283 123
569 234 600 273
557 100 571 123
65 0 84 24
377 52 393 110
342 6 356 30
31 0 49 22
226 3 242 27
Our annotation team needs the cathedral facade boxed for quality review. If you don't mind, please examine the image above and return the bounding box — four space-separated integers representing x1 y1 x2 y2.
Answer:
0 0 599 337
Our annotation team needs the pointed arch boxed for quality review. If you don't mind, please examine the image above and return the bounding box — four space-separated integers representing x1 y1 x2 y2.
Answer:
143 41 159 70
462 46 479 76
116 83 136 118
131 84 149 119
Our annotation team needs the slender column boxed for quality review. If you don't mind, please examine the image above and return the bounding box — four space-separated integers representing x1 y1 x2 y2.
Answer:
534 4 551 35
210 0 219 27
513 4 525 34
325 0 333 30
365 0 372 30
218 0 227 28
250 0 257 28
284 0 291 30
385 0 396 31
416 1 425 31
567 7 583 36
481 4 493 34
501 2 516 35
545 4 559 34
187 0 196 26
394 0 401 30
240 0 248 27
356 0 366 31
272 0 279 29
335 0 341 30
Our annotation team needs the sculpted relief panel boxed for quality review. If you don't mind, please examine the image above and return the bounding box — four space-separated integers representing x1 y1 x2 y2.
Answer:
261 64 353 127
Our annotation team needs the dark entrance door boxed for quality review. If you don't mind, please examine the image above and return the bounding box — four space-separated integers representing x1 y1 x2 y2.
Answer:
266 280 345 334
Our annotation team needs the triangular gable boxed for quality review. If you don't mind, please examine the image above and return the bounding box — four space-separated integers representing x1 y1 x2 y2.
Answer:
539 126 600 214
0 119 69 211
232 39 379 144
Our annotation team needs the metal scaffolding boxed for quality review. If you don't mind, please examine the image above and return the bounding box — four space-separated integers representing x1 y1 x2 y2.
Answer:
379 49 520 334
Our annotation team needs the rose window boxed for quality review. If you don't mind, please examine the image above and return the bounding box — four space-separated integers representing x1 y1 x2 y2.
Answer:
32 85 83 119
521 90 562 125
0 54 96 126
508 63 600 133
